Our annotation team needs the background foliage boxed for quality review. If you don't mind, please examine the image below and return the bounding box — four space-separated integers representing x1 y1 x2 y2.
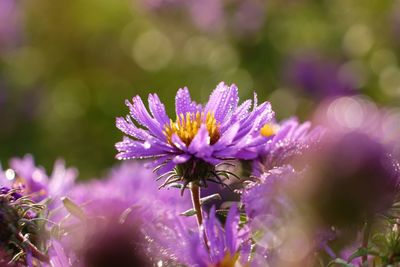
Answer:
1 0 399 178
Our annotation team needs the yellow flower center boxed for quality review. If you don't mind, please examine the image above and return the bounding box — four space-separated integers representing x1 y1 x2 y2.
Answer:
209 252 240 267
260 123 279 137
163 111 220 146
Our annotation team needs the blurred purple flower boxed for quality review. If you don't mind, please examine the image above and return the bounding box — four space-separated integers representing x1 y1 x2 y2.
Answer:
4 154 77 203
314 96 400 162
390 2 400 44
139 0 266 35
242 166 297 220
67 161 192 213
0 0 22 50
158 204 251 267
51 161 197 266
285 54 355 99
305 131 400 227
231 0 266 36
254 118 324 175
116 82 274 189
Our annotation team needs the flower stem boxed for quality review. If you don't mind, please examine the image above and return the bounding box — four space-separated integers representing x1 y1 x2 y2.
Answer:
16 232 49 262
190 183 209 249
362 221 371 264
190 184 203 226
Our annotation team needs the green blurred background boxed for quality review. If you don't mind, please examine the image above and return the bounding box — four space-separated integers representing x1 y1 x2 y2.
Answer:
1 0 399 179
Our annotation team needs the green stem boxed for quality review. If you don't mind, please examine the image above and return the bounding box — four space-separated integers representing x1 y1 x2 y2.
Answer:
190 183 209 249
362 221 371 264
16 232 49 262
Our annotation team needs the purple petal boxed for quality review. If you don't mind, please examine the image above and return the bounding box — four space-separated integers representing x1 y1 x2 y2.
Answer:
148 93 170 126
126 96 166 140
205 82 239 122
188 125 214 160
175 87 200 116
115 137 168 160
172 154 191 164
225 203 239 255
213 123 240 151
171 134 188 151
116 116 150 141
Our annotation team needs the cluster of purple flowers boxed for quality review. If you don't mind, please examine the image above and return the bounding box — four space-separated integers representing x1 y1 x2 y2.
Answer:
138 0 266 36
1 83 400 266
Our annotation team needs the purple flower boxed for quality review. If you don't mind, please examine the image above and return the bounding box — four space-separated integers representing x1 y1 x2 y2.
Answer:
254 118 324 175
5 154 77 203
285 54 355 99
51 161 196 266
314 95 400 162
157 204 250 267
116 82 274 190
242 166 340 265
242 166 297 220
304 131 400 227
139 0 266 35
66 161 192 214
0 0 22 50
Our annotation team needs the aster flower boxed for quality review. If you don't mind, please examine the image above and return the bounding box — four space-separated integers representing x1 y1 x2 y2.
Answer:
242 165 297 220
151 204 251 267
285 54 355 100
3 154 77 204
310 96 400 226
115 82 273 244
242 166 304 265
254 117 324 175
314 95 400 161
116 82 274 190
197 204 250 267
304 131 400 228
242 166 343 265
50 161 195 266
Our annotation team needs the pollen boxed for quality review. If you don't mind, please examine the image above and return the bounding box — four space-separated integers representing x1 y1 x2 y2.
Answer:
163 111 220 146
260 123 279 137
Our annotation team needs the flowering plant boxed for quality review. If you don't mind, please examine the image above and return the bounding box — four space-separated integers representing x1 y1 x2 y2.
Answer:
1 87 400 267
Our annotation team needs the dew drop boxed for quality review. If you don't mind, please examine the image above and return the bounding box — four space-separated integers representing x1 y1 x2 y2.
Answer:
143 141 151 149
5 169 15 181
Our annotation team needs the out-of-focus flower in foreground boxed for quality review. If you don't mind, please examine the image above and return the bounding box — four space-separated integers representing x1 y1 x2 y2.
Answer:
50 161 195 266
2 154 77 204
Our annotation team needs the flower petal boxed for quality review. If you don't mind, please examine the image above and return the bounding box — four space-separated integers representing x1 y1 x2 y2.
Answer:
148 93 170 126
126 96 166 140
205 82 239 122
175 87 200 116
115 137 169 160
188 124 214 160
171 134 188 151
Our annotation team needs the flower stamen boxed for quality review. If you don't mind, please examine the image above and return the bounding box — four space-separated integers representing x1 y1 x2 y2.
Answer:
164 111 220 146
260 123 279 137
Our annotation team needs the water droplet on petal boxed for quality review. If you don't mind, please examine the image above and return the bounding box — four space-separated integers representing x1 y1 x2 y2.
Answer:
5 169 15 181
144 141 151 149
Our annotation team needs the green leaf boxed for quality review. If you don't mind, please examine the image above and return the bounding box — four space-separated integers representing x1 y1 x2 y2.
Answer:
62 197 86 221
327 258 355 267
200 194 221 205
347 247 369 263
180 209 197 217
167 183 183 189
